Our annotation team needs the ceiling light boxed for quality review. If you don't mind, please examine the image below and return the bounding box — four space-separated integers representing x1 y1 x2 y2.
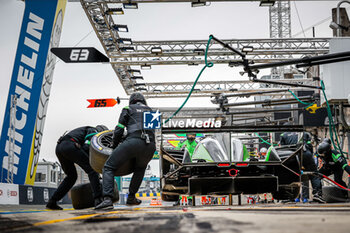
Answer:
131 76 144 80
242 46 254 53
259 0 275 7
117 38 132 45
228 61 241 67
123 3 138 9
111 24 129 32
329 21 349 31
134 83 146 86
136 87 147 91
105 8 124 15
128 69 141 74
141 64 152 70
151 47 162 54
119 46 135 52
191 1 207 7
188 63 199 66
193 48 205 54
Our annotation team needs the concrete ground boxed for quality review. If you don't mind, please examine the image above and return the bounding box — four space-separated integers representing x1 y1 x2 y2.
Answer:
1 200 350 233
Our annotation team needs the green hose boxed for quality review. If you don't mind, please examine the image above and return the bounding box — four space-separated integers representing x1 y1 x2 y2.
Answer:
255 133 278 146
288 89 313 107
320 80 344 155
163 35 214 124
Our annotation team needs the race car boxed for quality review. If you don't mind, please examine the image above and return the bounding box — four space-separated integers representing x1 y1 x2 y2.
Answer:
160 133 301 202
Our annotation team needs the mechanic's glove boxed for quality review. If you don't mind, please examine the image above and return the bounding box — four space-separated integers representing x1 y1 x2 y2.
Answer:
110 141 118 149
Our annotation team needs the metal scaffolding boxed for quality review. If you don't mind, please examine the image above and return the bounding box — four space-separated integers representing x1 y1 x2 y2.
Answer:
80 0 328 98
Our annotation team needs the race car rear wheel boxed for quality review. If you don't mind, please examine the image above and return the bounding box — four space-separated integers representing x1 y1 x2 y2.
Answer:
272 183 300 201
161 193 179 202
89 130 135 176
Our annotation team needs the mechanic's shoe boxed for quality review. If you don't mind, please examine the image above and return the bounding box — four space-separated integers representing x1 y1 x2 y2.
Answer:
302 198 308 203
95 197 114 210
126 196 142 205
313 194 326 203
295 198 300 203
46 200 63 210
94 197 103 207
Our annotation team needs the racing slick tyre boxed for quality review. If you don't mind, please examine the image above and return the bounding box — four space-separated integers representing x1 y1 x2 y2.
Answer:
322 186 348 203
89 130 134 176
161 193 179 202
272 183 300 201
70 181 119 209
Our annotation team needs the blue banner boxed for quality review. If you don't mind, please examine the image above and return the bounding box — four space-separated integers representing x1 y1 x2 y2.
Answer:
0 0 67 184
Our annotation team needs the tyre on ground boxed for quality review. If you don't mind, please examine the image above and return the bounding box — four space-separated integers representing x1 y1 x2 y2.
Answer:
322 186 349 203
70 181 119 209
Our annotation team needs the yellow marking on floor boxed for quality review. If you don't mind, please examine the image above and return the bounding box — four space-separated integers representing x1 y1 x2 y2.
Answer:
33 213 101 226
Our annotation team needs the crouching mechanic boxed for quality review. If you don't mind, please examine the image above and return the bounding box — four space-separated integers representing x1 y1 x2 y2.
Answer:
95 93 156 210
317 139 350 198
46 125 108 210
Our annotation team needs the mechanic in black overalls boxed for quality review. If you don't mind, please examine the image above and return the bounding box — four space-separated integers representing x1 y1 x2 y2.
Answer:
279 131 324 203
317 139 350 198
279 132 298 146
95 93 156 210
46 125 108 210
300 133 324 203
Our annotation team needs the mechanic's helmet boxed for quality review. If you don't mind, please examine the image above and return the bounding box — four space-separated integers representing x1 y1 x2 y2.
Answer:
323 138 332 145
317 141 331 155
260 147 267 154
95 125 108 132
303 132 312 143
187 133 196 142
129 92 147 105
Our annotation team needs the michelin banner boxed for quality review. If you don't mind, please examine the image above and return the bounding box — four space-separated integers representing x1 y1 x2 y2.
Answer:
0 0 67 185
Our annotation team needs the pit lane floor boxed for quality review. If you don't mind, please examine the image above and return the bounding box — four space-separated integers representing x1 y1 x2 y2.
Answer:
1 201 350 233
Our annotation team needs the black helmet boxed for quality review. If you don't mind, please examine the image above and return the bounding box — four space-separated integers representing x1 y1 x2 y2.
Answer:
129 92 147 105
96 125 108 132
323 138 331 145
317 141 331 155
303 132 312 143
